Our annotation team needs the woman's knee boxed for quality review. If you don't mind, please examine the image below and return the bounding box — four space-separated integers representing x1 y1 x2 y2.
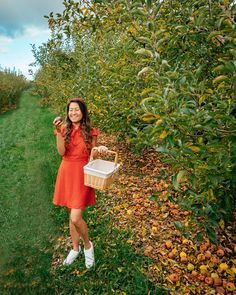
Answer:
70 209 83 226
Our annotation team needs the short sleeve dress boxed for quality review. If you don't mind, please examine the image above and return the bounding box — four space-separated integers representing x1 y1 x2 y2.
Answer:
53 125 99 209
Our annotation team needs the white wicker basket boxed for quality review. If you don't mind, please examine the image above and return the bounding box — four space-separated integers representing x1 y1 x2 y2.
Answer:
84 149 120 190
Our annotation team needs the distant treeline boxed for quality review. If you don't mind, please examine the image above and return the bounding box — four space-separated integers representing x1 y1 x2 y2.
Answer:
0 67 29 113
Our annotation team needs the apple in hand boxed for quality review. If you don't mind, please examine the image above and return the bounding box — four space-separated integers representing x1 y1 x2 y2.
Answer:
53 116 63 126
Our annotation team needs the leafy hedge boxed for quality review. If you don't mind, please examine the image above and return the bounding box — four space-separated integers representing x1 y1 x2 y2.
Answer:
0 68 29 112
32 0 236 240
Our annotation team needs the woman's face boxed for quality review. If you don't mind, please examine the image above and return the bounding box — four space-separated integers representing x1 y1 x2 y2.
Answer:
68 102 83 124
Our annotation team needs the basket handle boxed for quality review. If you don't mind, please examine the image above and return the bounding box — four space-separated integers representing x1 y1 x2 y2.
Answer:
91 147 118 165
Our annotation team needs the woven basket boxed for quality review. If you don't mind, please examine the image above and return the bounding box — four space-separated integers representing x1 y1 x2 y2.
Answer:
84 148 120 190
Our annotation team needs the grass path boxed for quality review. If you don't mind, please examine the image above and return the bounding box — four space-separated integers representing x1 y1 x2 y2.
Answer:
0 91 165 295
0 91 60 294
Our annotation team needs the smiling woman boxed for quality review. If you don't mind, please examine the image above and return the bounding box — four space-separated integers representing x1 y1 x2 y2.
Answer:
52 97 109 268
68 102 83 123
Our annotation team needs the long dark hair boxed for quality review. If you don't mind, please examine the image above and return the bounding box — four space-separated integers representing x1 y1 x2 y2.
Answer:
64 98 92 148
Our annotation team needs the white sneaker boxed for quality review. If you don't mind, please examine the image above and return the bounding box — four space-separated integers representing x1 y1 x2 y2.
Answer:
84 241 95 268
63 248 81 266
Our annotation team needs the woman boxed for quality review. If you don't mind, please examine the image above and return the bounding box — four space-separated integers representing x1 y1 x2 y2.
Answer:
53 97 107 268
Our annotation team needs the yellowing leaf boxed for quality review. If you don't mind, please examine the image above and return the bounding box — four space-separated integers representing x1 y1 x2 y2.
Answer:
180 251 187 258
140 96 157 108
127 239 134 244
135 48 153 58
126 27 137 35
187 263 195 271
30 280 39 287
172 248 178 255
142 226 147 236
198 137 204 144
81 8 88 16
140 88 153 96
231 267 236 274
198 96 206 105
219 263 228 270
206 88 213 94
127 209 132 215
207 31 222 40
188 146 201 152
155 119 163 126
219 219 225 230
151 226 158 234
160 130 168 139
142 113 160 121
175 170 187 189
138 67 155 76
213 75 228 84
72 269 89 276
199 265 208 274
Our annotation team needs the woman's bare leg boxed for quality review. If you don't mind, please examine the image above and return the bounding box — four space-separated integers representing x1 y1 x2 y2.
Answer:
69 218 81 251
70 208 91 249
68 209 81 251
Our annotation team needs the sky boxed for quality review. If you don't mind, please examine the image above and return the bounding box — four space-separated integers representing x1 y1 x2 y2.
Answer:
0 0 65 80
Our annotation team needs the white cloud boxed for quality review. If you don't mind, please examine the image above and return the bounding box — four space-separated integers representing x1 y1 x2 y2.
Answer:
22 26 50 39
0 35 12 55
0 35 13 44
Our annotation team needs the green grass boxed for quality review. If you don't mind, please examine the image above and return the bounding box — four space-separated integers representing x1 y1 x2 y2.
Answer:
0 90 60 294
0 90 166 295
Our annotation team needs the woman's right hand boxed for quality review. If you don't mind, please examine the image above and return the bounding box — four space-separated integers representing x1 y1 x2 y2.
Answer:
97 145 108 154
53 116 63 132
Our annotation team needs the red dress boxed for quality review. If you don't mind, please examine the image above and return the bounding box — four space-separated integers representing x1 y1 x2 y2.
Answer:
53 125 98 209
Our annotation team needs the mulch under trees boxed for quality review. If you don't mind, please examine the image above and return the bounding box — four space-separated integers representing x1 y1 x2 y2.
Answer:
52 132 236 295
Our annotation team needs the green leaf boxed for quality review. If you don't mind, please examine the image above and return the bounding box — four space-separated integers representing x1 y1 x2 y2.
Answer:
173 221 183 231
191 203 202 210
207 31 222 40
140 96 157 105
137 67 155 76
149 195 158 201
173 170 187 190
156 146 176 156
195 65 204 78
146 0 152 9
195 232 203 242
132 8 147 17
206 228 218 245
229 48 236 57
135 48 153 58
136 36 152 45
213 65 225 73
